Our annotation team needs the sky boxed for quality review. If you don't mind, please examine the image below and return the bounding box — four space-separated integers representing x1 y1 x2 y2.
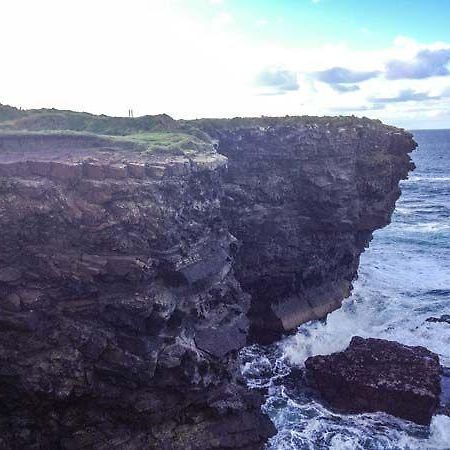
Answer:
1 0 450 129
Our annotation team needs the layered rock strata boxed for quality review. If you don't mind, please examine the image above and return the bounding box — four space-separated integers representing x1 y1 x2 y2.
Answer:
0 133 274 449
194 117 416 342
0 114 416 448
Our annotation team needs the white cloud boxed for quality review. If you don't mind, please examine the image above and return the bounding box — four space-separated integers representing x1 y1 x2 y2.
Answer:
256 67 299 94
386 48 450 80
0 0 448 128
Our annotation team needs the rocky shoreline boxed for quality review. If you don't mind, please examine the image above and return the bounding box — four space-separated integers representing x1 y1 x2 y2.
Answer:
0 107 416 448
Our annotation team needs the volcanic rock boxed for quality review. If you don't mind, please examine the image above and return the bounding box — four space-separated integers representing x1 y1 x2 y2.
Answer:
195 117 416 343
426 314 450 325
439 367 450 416
305 336 441 425
0 108 416 448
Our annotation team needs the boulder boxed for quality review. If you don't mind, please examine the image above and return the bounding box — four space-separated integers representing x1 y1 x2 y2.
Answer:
305 337 441 425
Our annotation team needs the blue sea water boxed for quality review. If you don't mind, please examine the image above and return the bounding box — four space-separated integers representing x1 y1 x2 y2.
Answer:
241 129 450 449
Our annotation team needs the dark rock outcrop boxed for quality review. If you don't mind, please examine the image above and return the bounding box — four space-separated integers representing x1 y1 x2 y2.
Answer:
426 314 450 325
0 133 274 449
194 117 416 343
439 367 450 416
0 110 416 448
305 337 441 425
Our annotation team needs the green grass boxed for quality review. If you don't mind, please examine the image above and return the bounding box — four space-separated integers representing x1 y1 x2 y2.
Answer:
0 104 213 155
0 129 213 156
0 104 177 136
121 132 212 154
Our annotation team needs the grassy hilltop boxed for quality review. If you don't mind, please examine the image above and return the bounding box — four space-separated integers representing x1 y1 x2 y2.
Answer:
0 104 212 154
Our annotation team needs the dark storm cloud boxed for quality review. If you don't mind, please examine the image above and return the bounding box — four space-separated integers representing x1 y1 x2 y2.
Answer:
256 68 299 93
385 49 450 80
370 89 440 104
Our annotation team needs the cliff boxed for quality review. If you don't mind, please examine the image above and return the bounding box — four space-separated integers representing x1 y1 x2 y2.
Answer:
193 117 416 343
0 106 416 449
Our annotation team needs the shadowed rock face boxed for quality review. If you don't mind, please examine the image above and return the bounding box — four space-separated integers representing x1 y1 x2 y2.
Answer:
440 367 450 417
195 117 416 343
305 337 441 425
0 114 415 448
0 134 274 449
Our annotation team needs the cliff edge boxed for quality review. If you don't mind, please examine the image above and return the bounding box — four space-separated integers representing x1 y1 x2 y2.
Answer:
0 106 416 449
193 117 416 342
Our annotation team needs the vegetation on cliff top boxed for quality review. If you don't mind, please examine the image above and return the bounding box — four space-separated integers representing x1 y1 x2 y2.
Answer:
0 104 213 155
121 132 212 154
0 104 176 135
0 103 406 156
1 103 399 136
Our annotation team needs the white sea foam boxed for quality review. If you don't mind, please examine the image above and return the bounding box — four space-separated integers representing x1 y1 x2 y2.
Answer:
399 222 450 233
408 175 450 183
283 254 450 366
269 244 450 448
251 224 450 449
427 415 450 449
283 298 373 365
242 133 450 449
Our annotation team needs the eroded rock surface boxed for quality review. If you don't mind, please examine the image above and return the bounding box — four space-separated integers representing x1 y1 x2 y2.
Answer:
194 117 416 342
0 110 416 448
305 337 441 425
0 133 274 449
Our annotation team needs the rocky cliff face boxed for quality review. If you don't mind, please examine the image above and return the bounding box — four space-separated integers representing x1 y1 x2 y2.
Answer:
194 117 416 343
0 133 274 449
0 113 416 449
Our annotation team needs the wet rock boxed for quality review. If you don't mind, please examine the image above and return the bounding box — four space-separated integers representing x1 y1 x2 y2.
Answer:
305 337 441 425
426 314 450 325
439 367 450 416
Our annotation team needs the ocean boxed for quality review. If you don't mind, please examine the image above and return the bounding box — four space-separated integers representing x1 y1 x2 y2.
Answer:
241 129 450 450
